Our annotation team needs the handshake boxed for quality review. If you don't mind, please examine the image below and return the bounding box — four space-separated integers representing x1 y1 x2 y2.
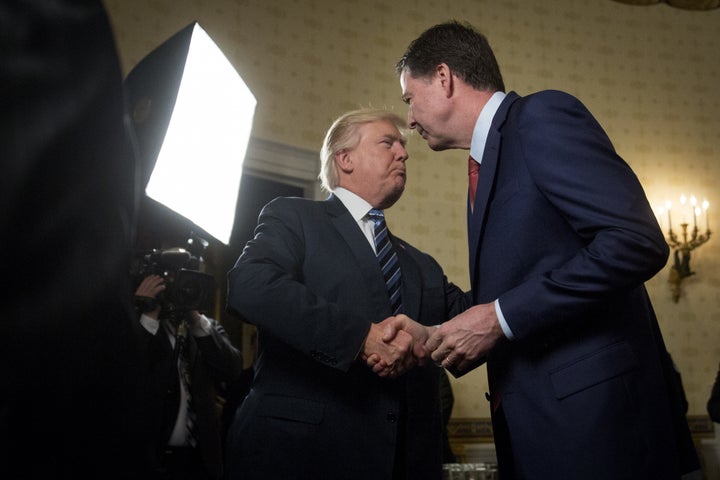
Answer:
360 304 503 379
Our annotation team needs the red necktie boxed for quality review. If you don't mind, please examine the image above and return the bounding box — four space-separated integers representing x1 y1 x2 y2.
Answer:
468 155 480 206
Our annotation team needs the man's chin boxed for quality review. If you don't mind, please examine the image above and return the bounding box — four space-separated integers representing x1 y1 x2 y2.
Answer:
379 187 405 210
429 144 448 152
426 139 449 152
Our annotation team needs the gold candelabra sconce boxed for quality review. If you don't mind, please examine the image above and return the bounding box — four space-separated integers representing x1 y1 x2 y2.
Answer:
658 194 711 302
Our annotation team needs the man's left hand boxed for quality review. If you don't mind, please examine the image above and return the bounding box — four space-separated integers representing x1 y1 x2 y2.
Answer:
426 303 503 372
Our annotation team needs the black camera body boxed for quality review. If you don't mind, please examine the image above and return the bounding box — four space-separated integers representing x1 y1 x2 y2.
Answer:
133 246 215 319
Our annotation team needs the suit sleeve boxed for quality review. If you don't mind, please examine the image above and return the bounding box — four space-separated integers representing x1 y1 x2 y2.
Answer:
498 91 668 339
227 198 371 372
194 319 244 383
447 284 473 318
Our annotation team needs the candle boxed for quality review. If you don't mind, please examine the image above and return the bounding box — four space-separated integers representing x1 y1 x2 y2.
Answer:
690 196 697 228
680 194 687 224
703 200 710 231
665 200 672 230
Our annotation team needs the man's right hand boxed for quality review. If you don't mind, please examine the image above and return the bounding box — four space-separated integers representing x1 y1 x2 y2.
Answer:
361 318 417 379
362 315 434 377
134 275 165 320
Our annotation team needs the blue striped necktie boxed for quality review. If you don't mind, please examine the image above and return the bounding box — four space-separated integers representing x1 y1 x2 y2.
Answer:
368 209 403 315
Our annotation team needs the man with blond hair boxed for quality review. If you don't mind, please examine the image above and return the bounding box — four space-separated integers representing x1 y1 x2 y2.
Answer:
224 109 470 479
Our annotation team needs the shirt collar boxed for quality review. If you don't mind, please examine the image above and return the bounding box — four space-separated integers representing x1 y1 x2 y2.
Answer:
333 187 374 220
469 91 507 163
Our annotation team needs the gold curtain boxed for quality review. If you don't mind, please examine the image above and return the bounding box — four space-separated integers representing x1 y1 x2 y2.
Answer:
613 0 720 9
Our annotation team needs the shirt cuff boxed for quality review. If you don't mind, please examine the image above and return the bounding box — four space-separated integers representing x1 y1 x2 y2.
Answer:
190 313 212 337
495 299 514 340
139 313 160 335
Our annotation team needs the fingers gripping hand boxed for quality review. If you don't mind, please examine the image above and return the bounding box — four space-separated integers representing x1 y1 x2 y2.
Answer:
381 314 433 365
362 322 415 378
426 303 502 372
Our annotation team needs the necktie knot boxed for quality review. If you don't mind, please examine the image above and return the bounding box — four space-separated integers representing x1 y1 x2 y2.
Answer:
368 208 384 222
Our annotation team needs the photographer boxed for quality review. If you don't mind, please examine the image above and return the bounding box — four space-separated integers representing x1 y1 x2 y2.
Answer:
135 274 243 480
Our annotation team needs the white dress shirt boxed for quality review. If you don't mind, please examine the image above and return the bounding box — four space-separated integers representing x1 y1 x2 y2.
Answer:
140 312 212 445
333 187 379 253
469 91 515 340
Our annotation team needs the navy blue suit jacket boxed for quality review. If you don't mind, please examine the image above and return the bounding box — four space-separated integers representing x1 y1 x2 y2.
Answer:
469 90 698 478
225 195 470 479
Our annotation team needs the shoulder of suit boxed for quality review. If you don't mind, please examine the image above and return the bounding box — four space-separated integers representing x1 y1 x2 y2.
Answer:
516 89 583 109
261 196 347 227
264 195 315 207
504 90 589 126
262 195 326 214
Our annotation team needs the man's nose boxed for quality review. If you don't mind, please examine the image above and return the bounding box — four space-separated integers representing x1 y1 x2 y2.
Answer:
396 145 409 161
407 111 417 130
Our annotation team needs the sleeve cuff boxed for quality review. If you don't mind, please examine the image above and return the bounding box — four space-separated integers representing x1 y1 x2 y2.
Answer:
190 313 212 337
495 299 514 340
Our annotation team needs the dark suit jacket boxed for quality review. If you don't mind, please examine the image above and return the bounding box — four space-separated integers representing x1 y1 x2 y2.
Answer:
469 90 698 478
225 195 470 480
1 2 145 478
140 318 243 479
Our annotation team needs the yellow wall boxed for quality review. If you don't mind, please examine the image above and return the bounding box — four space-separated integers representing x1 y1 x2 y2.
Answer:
104 0 720 417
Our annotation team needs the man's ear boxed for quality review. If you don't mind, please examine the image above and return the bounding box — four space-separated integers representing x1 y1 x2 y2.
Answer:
436 63 454 98
336 150 353 173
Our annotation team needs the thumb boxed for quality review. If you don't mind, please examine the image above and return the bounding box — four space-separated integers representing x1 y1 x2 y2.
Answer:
382 317 403 342
413 343 429 363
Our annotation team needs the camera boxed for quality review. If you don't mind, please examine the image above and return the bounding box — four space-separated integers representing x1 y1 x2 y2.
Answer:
132 235 215 320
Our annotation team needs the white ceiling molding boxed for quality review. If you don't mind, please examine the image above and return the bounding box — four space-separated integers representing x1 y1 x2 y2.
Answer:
243 137 324 200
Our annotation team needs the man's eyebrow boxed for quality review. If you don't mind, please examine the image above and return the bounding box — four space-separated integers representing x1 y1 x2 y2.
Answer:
381 133 403 143
385 133 407 147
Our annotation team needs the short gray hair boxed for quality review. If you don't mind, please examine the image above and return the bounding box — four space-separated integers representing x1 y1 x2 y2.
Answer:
319 109 407 192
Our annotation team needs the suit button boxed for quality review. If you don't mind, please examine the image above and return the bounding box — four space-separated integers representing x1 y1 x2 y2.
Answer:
386 412 398 423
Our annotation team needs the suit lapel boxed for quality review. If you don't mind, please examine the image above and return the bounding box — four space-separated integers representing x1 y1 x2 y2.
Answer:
325 195 421 319
468 92 520 290
326 195 390 317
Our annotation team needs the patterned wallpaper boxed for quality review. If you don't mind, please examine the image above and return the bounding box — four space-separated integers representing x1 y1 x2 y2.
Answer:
104 0 720 417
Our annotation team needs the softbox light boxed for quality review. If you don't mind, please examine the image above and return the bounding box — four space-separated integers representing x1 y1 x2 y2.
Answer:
125 21 256 245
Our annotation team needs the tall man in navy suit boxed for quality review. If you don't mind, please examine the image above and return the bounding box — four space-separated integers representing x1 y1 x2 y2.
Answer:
394 21 699 479
224 109 471 479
